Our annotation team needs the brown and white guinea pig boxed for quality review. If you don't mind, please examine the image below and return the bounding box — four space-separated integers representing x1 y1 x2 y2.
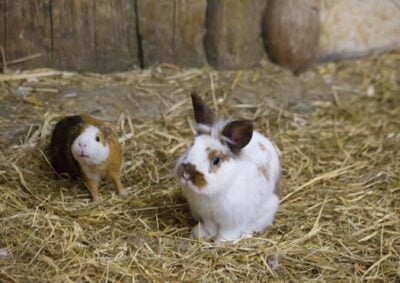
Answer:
50 115 126 201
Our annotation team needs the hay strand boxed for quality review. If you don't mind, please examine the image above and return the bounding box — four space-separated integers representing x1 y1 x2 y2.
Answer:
0 53 399 281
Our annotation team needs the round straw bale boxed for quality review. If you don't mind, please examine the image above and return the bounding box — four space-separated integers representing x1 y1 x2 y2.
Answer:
262 0 320 73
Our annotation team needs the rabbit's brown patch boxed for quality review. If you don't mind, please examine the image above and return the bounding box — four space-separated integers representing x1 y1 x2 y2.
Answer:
179 163 207 189
208 150 231 163
193 171 207 188
208 150 232 173
257 165 270 181
258 142 267 151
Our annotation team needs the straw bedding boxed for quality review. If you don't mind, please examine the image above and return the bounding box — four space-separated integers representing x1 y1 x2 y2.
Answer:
0 53 399 282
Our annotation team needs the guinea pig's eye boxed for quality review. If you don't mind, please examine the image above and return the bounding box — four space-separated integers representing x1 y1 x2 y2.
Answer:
95 136 100 142
212 157 220 166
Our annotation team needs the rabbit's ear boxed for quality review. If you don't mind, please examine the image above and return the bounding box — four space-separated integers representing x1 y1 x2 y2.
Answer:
222 120 253 154
191 92 216 126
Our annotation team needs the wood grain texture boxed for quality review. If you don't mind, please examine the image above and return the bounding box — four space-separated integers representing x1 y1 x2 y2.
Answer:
137 0 207 67
2 0 398 72
1 0 138 72
94 0 138 71
204 0 267 69
0 0 52 69
50 0 96 71
51 0 138 72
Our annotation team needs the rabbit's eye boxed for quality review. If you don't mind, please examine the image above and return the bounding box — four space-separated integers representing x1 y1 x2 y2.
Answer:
95 136 100 142
212 157 220 166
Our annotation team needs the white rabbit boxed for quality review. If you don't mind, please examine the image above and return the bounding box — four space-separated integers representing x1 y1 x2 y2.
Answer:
175 93 281 242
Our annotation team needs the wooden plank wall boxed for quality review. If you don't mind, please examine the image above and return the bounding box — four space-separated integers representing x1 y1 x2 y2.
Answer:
1 0 400 73
51 0 138 71
1 1 52 69
1 0 139 72
137 0 208 67
205 0 267 69
0 0 268 72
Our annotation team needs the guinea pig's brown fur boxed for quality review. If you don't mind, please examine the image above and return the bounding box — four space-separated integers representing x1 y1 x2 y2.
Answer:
50 115 126 201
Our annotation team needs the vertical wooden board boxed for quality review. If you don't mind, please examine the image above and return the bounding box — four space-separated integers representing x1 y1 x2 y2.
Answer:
51 0 97 71
138 0 207 67
1 0 51 69
137 0 173 67
204 0 267 69
92 0 138 72
51 0 137 72
173 0 207 67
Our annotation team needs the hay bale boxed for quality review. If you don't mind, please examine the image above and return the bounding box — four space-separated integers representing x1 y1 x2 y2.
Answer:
137 0 207 68
317 0 400 61
204 0 267 69
262 0 320 73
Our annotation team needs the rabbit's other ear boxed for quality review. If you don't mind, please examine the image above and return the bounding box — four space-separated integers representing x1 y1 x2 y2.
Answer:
222 120 253 154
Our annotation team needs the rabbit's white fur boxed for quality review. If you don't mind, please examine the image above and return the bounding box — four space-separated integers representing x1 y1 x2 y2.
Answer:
177 117 281 243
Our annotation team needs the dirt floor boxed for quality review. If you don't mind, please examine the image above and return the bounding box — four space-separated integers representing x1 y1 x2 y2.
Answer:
0 54 399 281
0 59 334 147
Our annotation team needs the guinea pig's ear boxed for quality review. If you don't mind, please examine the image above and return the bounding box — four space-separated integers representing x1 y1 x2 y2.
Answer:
101 124 114 140
73 122 85 137
222 120 253 154
77 122 84 130
191 91 215 126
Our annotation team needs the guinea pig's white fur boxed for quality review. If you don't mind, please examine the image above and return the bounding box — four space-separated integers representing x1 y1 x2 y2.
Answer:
177 119 280 243
71 125 110 167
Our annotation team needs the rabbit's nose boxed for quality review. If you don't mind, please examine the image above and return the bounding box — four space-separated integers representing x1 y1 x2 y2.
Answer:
181 163 193 180
182 170 192 180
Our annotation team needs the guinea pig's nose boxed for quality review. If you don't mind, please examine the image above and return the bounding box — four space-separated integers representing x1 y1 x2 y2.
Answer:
79 142 87 148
